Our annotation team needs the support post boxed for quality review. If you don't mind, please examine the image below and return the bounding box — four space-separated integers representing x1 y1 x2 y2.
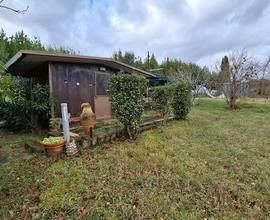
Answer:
61 103 70 143
90 127 93 139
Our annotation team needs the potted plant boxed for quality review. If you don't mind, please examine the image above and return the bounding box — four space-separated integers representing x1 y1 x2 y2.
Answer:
40 136 65 157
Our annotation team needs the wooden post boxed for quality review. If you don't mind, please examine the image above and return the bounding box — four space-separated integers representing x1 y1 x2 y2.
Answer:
90 127 93 139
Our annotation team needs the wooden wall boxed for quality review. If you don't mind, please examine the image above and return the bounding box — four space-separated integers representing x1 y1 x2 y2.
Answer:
50 62 118 118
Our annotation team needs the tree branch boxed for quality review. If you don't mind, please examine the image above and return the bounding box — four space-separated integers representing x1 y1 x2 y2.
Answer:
0 3 29 14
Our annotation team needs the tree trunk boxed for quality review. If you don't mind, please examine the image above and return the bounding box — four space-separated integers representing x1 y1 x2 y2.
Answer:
229 75 237 109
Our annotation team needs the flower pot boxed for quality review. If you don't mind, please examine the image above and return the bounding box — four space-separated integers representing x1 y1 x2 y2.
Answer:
39 140 65 157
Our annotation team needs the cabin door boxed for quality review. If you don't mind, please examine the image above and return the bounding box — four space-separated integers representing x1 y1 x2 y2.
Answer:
67 66 94 117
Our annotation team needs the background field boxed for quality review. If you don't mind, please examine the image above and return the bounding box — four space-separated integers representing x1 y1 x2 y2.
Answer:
0 99 270 219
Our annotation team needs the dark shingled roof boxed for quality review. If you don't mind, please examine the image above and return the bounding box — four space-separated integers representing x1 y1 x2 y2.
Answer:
6 50 156 78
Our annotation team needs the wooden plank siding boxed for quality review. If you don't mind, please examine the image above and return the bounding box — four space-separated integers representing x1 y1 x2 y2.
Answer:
50 62 118 118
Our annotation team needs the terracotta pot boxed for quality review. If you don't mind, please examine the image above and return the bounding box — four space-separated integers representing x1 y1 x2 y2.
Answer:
39 140 65 157
80 103 96 135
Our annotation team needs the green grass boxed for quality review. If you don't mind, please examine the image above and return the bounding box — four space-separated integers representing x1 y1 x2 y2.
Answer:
0 132 43 164
0 99 270 219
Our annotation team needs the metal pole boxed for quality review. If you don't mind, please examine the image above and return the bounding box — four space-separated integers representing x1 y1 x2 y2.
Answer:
61 103 70 143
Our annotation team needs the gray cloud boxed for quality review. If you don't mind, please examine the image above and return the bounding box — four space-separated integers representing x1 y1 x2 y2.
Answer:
0 0 270 67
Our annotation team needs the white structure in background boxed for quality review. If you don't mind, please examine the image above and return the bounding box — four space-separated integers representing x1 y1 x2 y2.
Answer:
192 86 226 99
192 86 215 98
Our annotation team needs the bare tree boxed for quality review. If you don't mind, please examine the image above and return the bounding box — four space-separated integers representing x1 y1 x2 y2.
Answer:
0 0 29 14
222 50 257 109
256 57 270 96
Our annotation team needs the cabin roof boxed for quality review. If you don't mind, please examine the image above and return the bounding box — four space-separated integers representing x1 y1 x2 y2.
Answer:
5 50 156 78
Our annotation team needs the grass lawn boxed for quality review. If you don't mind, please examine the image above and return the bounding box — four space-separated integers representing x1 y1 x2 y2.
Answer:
0 99 270 219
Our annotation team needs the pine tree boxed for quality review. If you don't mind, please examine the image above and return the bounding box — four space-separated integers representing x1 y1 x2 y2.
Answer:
149 53 159 70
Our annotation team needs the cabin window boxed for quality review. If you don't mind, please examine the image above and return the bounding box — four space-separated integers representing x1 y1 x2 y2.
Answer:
96 72 110 96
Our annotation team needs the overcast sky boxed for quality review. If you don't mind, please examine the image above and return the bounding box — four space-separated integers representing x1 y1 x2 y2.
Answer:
1 0 270 68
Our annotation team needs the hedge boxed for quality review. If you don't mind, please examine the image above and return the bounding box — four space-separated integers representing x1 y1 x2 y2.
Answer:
172 81 192 120
108 74 147 139
152 85 174 118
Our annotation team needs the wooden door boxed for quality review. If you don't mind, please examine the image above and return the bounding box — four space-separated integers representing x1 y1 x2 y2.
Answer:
94 71 112 119
67 65 94 117
51 64 69 117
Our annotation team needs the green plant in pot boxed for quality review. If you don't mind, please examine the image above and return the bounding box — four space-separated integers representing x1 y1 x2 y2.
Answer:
40 136 65 157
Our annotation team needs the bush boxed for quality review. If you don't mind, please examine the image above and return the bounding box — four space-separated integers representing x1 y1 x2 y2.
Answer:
152 85 174 118
0 74 15 103
0 75 51 130
172 81 192 120
108 74 147 139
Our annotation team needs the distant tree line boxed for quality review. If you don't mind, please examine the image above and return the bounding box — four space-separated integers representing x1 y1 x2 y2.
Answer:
113 50 215 89
0 29 76 70
0 29 215 90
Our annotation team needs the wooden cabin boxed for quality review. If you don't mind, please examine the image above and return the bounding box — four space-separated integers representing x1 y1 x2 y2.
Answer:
6 50 155 120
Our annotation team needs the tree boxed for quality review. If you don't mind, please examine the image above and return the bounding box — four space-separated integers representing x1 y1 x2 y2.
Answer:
163 58 212 101
0 29 8 64
219 56 230 84
113 50 136 65
149 53 159 70
0 29 77 66
47 45 76 55
256 56 270 96
222 50 256 109
7 31 44 58
0 0 29 14
145 51 150 70
134 57 145 70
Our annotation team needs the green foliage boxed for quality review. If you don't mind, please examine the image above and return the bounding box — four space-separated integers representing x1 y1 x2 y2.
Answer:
112 50 211 88
172 81 192 120
148 53 159 70
42 136 64 145
7 31 44 59
161 58 211 87
0 74 15 102
0 29 77 66
113 50 136 66
0 29 9 66
0 75 51 130
108 74 147 139
152 85 174 117
113 50 160 71
46 45 76 54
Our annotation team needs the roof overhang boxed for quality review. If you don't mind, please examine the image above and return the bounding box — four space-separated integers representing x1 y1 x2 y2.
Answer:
5 50 156 78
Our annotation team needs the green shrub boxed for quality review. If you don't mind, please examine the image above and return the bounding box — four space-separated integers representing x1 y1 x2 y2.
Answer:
172 81 192 120
0 74 15 103
152 85 174 118
0 75 51 130
108 74 147 139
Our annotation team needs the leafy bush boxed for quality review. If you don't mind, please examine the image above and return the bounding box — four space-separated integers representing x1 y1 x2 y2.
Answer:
172 81 192 120
0 75 51 130
108 74 147 139
152 85 174 118
0 74 15 103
